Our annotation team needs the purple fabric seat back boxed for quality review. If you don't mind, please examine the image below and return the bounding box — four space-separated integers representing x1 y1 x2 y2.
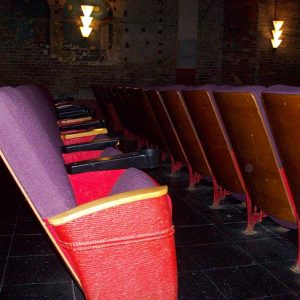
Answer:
264 85 300 95
0 87 76 218
16 85 62 148
110 168 156 195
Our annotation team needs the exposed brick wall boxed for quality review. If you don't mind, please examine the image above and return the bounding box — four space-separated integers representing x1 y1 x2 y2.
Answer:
196 0 224 84
221 0 259 85
1 0 300 94
221 0 300 86
257 0 300 86
0 0 176 97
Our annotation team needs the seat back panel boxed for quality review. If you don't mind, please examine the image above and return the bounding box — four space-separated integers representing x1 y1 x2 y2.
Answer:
130 88 169 151
214 90 295 222
161 90 211 176
145 90 188 164
263 92 300 214
183 89 243 193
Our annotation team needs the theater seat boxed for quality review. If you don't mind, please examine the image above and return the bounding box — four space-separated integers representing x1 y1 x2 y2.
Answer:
214 86 297 237
181 85 245 207
0 87 177 299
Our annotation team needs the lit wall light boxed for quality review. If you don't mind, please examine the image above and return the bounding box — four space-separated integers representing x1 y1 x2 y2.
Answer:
271 0 284 48
271 20 284 48
80 5 94 38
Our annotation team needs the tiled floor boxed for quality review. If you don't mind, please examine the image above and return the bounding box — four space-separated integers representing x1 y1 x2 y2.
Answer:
1 160 300 299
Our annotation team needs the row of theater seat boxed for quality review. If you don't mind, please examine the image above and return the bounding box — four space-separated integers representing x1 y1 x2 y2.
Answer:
0 85 178 299
93 83 300 273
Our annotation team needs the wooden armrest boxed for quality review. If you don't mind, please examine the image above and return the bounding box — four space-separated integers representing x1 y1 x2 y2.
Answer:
58 116 93 126
48 185 168 226
60 128 108 140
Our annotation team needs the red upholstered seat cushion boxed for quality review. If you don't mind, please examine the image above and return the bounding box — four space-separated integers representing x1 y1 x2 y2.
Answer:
62 150 103 164
68 169 125 205
62 135 95 145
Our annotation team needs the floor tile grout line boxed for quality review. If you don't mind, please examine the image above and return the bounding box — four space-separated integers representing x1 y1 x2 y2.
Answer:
0 203 21 292
201 269 227 299
246 291 300 300
1 280 73 287
188 205 299 297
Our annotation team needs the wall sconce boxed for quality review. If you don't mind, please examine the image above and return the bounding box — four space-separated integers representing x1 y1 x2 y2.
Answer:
271 20 284 48
80 5 94 38
271 0 284 48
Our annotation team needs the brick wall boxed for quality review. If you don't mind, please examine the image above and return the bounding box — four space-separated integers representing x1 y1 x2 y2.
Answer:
196 0 224 84
0 0 177 97
1 0 300 95
221 0 300 86
257 0 300 86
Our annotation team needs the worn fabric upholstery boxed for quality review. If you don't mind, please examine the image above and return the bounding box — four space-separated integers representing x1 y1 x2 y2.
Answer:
0 87 76 217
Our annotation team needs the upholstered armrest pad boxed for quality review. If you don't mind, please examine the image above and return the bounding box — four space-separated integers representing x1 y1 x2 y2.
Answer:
48 185 168 225
59 120 104 132
45 186 177 299
65 149 161 174
61 138 119 153
58 116 93 126
61 128 108 140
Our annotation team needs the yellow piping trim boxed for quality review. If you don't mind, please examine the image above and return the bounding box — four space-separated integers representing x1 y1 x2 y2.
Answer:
48 186 168 226
58 116 92 125
61 128 108 140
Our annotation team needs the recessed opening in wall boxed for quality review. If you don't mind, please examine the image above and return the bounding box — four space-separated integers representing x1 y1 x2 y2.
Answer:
62 0 113 61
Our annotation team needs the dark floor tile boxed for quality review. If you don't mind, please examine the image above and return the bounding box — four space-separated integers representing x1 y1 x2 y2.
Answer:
260 219 298 247
173 205 211 227
186 242 255 270
179 271 225 299
3 255 72 285
176 247 200 273
263 260 300 292
237 238 297 263
256 293 300 299
205 264 291 300
0 282 75 300
73 282 85 300
0 223 14 236
200 207 247 225
0 257 6 280
173 186 213 208
216 222 277 241
15 208 43 234
10 234 54 256
176 224 229 246
0 236 11 258
0 206 19 225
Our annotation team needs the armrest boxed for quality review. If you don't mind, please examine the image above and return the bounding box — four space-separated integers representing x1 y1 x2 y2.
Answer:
54 97 74 104
60 128 108 140
48 185 168 226
57 116 93 125
55 103 76 109
58 110 91 119
61 138 119 153
59 120 103 132
57 106 86 114
65 148 161 174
